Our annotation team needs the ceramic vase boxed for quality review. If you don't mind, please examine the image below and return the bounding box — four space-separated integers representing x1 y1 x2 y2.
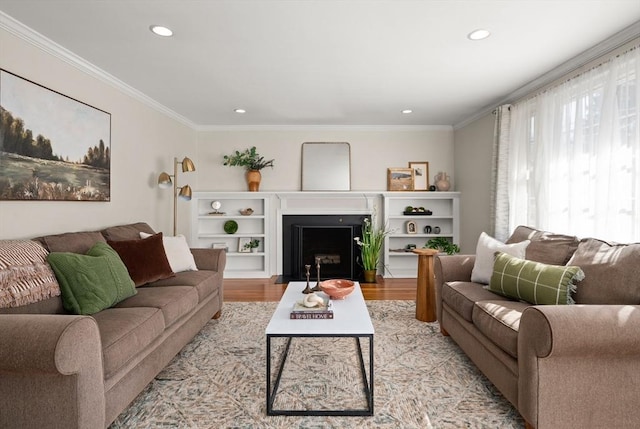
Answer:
246 170 261 191
434 172 451 192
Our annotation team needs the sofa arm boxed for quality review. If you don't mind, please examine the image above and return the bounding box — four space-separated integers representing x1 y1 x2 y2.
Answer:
0 314 105 429
191 248 227 272
518 305 640 429
434 254 475 322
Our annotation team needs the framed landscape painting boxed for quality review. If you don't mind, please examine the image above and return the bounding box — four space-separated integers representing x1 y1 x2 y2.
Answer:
0 69 111 201
387 167 414 191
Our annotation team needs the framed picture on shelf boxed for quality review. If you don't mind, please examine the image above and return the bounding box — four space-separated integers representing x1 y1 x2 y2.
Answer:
387 168 414 191
238 237 251 253
408 161 429 191
406 220 417 234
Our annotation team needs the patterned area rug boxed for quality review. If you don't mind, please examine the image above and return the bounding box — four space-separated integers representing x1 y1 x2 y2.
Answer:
110 301 523 428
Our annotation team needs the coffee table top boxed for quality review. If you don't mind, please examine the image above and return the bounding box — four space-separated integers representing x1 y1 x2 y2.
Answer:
265 281 374 336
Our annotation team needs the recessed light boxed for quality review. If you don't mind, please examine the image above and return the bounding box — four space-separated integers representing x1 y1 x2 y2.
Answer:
468 29 491 41
401 109 413 114
150 25 173 37
234 108 246 114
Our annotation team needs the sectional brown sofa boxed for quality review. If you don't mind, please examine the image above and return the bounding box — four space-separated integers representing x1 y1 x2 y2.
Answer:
434 226 640 429
0 222 226 429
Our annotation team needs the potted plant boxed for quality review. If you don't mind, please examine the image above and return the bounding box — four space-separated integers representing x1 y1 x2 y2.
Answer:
424 237 460 255
223 146 274 191
243 238 260 253
354 216 392 283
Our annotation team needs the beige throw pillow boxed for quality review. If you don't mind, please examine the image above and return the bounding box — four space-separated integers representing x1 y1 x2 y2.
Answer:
139 232 198 273
471 232 530 284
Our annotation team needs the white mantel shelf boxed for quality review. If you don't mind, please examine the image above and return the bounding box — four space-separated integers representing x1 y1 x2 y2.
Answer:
190 191 460 278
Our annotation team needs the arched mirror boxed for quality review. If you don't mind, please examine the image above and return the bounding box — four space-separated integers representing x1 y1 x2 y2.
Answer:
301 142 351 191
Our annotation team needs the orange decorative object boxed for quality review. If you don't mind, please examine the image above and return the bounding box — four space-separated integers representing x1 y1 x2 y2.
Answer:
319 279 355 300
246 169 261 191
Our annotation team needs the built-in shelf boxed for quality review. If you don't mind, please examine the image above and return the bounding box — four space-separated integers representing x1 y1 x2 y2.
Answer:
383 192 460 278
190 191 459 279
191 192 270 278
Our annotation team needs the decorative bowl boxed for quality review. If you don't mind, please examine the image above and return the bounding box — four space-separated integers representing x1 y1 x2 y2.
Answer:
223 220 238 234
319 279 355 300
239 208 254 216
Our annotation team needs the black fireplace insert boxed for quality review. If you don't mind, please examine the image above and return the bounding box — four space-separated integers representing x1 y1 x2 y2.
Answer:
280 214 368 283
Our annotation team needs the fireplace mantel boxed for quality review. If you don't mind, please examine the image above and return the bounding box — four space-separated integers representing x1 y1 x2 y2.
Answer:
190 191 459 279
191 192 381 278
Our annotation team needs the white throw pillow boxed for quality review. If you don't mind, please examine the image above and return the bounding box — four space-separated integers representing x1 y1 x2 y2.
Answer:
470 232 530 284
139 232 198 273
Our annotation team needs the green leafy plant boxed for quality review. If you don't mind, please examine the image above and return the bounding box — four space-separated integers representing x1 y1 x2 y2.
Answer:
354 216 392 271
223 146 274 171
424 237 460 255
243 239 260 250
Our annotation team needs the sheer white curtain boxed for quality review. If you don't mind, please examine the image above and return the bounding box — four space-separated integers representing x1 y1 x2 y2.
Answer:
508 46 640 242
490 105 512 241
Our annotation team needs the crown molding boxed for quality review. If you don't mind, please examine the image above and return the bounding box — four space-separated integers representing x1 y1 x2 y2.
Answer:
195 124 452 132
0 11 197 129
453 20 640 130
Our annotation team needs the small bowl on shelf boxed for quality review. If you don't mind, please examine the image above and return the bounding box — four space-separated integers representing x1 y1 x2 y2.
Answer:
319 279 355 300
239 208 254 216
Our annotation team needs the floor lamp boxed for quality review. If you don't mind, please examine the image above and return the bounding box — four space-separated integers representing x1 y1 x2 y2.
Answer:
158 156 196 236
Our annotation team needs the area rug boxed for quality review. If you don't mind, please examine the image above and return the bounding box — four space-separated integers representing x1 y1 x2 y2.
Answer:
110 301 523 428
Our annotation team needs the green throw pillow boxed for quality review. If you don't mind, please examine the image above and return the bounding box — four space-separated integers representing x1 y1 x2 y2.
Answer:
488 252 584 305
47 242 136 315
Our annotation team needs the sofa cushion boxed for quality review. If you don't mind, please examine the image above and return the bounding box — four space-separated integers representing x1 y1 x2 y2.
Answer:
100 222 156 241
0 240 60 308
115 286 199 328
92 307 165 379
441 281 510 323
139 232 197 273
506 225 580 265
47 242 137 315
473 300 531 358
36 231 106 254
568 238 640 304
489 252 584 305
107 233 174 286
471 232 530 284
148 270 223 303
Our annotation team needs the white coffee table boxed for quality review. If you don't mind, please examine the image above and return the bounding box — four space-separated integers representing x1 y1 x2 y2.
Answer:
265 281 375 416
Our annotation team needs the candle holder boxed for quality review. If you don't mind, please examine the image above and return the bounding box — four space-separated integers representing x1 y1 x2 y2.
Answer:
311 257 322 292
302 264 312 294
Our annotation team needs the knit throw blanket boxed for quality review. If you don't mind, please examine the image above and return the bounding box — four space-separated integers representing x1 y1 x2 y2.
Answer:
0 240 60 308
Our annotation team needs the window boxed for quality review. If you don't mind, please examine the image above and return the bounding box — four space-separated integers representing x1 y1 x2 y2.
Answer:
507 47 639 242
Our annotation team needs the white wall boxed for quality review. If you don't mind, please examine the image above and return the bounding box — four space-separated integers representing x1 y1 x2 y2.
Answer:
453 113 494 253
0 28 196 239
195 126 455 192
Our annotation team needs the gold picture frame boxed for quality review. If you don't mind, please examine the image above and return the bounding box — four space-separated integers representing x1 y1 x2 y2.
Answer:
408 161 429 191
387 168 414 191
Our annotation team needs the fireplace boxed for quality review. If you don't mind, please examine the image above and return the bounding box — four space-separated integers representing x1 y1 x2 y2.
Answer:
280 214 368 282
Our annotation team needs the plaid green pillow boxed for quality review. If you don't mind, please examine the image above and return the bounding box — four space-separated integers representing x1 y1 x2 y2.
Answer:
488 252 584 305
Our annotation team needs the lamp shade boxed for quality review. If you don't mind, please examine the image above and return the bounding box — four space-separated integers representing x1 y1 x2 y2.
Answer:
181 157 196 172
157 172 172 189
178 185 192 200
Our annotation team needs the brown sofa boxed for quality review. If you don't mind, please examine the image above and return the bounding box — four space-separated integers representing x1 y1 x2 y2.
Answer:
434 226 640 429
0 222 226 429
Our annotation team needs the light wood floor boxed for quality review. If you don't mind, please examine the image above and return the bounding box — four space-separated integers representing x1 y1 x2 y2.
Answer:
223 276 417 302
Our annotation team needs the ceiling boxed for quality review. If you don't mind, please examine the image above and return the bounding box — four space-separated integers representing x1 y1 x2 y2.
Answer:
0 1 639 128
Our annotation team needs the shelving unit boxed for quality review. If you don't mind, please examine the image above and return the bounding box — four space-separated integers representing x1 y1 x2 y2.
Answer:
382 192 460 278
191 192 271 278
